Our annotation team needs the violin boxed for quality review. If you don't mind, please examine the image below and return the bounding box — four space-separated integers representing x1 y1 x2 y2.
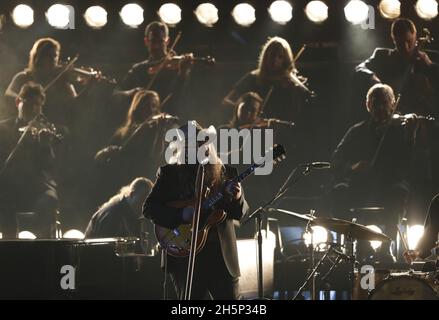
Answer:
147 54 215 75
390 113 436 126
18 114 64 142
239 118 295 129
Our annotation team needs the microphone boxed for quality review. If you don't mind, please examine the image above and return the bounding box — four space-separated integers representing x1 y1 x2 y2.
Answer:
301 162 331 169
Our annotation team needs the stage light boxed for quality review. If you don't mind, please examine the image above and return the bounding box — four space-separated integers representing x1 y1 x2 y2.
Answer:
344 0 369 25
158 3 182 26
407 225 424 250
120 3 144 28
268 1 293 24
366 225 383 250
415 0 438 20
46 4 72 29
195 3 219 27
84 6 108 29
378 0 401 19
63 229 85 239
12 4 34 28
232 3 256 27
303 226 328 247
305 1 329 23
18 231 36 240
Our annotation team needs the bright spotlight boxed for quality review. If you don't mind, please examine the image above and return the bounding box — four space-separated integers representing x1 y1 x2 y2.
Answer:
63 229 85 239
120 3 144 28
269 0 293 24
415 0 438 20
378 0 401 19
344 0 370 25
158 3 182 26
18 231 36 240
407 225 425 250
12 4 34 28
84 6 108 29
304 226 328 247
305 1 329 23
366 225 383 250
195 3 219 27
46 4 72 29
232 3 256 27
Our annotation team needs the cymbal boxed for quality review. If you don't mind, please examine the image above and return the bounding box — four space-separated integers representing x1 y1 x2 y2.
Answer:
269 208 391 242
312 217 391 242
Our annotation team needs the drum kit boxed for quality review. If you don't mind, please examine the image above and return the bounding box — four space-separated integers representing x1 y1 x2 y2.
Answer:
270 208 439 300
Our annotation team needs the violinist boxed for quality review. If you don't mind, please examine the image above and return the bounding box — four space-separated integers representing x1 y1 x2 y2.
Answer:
0 83 60 239
116 21 194 118
223 37 310 123
5 38 78 127
331 84 415 246
356 18 439 118
95 90 178 194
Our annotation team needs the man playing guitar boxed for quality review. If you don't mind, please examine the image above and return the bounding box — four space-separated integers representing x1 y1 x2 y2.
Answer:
142 121 249 300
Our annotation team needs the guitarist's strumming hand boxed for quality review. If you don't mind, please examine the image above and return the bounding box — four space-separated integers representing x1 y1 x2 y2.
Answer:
226 181 242 200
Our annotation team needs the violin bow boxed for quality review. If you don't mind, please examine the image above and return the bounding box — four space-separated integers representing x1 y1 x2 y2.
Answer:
44 54 79 93
146 31 182 91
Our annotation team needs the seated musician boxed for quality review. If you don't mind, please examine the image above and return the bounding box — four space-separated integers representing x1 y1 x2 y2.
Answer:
331 84 415 240
0 83 60 238
95 90 178 192
116 21 194 117
405 194 439 262
143 121 249 300
85 177 153 239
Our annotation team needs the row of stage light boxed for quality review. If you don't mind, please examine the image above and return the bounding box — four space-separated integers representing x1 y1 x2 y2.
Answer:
5 0 439 30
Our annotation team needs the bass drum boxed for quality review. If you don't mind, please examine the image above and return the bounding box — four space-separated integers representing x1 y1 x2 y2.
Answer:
369 275 438 300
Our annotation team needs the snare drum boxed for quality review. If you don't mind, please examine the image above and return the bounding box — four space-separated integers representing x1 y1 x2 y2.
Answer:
369 274 438 300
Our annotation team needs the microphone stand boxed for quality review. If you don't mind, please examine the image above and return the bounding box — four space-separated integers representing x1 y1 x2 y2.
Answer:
241 164 313 299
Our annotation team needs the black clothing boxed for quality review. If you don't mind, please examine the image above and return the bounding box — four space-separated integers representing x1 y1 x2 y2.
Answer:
0 117 58 238
356 48 439 117
85 197 141 238
143 164 249 299
232 72 307 122
119 58 188 117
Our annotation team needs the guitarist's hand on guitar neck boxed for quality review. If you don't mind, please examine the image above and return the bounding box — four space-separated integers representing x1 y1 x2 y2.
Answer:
225 181 242 200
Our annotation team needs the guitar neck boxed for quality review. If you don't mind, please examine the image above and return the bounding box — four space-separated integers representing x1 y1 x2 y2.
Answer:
204 162 265 209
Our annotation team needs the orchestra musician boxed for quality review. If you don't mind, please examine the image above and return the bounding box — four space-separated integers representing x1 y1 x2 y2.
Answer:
223 36 311 122
116 21 194 118
331 84 417 246
5 38 79 127
356 18 439 118
95 90 178 197
143 121 249 300
0 83 60 238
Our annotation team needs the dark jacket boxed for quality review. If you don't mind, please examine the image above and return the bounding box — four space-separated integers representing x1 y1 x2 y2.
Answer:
356 48 439 117
143 164 249 277
85 196 141 238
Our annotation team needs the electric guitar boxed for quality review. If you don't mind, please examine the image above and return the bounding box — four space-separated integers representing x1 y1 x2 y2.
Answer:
154 144 286 257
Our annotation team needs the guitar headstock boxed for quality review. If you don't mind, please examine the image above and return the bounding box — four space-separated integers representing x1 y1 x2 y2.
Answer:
267 144 286 165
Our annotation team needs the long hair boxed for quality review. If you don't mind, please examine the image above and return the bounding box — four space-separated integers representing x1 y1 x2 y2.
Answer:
115 90 160 140
100 177 153 210
27 38 61 74
255 37 295 84
229 92 263 127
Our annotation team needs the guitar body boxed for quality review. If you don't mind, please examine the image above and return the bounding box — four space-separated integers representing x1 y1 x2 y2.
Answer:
155 199 226 258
